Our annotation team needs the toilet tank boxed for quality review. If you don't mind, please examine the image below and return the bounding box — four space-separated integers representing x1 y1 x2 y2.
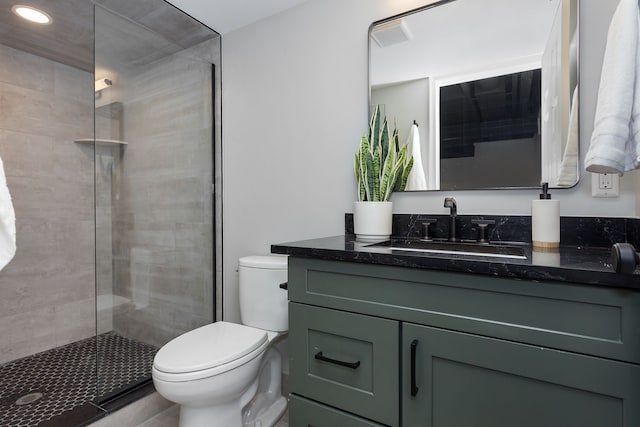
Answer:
238 255 288 332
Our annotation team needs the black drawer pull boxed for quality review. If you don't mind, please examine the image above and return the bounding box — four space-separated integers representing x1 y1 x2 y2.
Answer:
410 340 419 396
279 282 288 290
314 351 361 369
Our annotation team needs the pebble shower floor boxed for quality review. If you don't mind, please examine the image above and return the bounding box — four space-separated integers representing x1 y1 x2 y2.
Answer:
0 332 158 426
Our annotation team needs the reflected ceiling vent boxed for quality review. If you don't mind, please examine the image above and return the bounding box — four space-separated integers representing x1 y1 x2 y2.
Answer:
371 19 412 48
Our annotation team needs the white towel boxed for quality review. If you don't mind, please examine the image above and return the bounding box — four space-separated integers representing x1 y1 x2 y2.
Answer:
557 86 579 186
585 0 640 174
0 157 15 270
405 123 428 191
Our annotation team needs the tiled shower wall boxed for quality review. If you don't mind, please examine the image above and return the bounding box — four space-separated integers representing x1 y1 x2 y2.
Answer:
0 44 94 364
110 39 218 347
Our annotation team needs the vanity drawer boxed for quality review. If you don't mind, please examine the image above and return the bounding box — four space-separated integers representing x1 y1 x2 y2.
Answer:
289 302 399 427
289 394 387 427
288 257 640 364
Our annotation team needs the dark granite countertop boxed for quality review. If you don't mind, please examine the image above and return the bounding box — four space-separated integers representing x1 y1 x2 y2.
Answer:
271 235 640 290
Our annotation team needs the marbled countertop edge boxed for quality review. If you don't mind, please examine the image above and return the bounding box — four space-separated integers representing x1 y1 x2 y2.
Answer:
271 235 640 290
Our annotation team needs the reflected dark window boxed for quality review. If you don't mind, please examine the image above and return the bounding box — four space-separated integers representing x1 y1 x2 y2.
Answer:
440 69 541 159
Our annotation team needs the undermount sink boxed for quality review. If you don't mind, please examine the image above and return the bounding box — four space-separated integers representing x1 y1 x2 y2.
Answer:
368 239 527 260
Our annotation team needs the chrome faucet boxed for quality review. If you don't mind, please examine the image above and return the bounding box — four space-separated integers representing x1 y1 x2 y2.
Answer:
444 197 459 242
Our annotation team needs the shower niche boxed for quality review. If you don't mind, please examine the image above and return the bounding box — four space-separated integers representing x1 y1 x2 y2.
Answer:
75 102 128 145
0 0 220 423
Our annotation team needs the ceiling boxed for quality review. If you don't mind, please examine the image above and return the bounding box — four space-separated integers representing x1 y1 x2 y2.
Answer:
0 0 218 72
0 0 309 72
164 0 310 34
0 0 94 71
370 0 563 86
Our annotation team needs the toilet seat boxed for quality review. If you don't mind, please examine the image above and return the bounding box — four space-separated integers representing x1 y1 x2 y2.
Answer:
153 322 268 382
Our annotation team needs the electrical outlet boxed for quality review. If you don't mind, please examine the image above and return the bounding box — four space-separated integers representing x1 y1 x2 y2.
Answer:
599 173 612 189
592 173 619 197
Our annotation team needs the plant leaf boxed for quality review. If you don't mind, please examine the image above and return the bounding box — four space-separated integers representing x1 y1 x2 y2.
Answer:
391 126 399 153
356 104 417 200
372 145 382 201
364 141 375 202
379 143 396 201
355 152 365 201
383 165 400 201
379 118 389 162
393 145 411 191
358 136 370 201
369 105 380 148
403 156 414 189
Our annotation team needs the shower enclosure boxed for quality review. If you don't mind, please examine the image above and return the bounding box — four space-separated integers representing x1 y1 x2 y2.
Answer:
0 0 220 424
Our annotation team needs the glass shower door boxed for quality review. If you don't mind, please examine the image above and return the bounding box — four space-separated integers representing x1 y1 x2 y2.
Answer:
93 0 218 401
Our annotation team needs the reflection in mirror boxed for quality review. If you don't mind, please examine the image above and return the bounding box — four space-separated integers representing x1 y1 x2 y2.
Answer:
369 0 579 191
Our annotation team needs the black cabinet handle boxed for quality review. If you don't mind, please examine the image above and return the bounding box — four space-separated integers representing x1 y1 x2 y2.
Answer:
410 340 419 396
279 282 288 290
314 351 360 369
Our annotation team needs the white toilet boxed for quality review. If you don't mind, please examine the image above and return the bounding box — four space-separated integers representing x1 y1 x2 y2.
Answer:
152 255 288 427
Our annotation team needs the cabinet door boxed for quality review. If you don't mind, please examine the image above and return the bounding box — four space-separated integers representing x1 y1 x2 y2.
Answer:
402 323 640 427
289 395 387 427
290 302 399 426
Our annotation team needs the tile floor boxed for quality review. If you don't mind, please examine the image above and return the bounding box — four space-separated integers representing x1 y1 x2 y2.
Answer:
2 335 290 427
0 332 157 426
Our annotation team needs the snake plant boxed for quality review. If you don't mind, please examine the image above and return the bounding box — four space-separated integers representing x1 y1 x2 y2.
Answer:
354 105 413 201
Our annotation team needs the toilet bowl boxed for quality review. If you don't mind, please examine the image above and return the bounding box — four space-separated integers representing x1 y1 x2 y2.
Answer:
152 255 288 427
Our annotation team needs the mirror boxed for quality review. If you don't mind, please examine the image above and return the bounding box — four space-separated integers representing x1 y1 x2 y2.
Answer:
369 0 579 191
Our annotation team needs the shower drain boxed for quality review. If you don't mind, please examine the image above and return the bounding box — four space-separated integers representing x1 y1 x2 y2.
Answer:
15 392 44 406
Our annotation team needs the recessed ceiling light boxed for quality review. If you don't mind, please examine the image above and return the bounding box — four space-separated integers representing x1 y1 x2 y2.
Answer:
12 5 52 25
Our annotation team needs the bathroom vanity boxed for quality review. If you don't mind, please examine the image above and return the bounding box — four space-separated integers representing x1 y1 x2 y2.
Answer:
272 235 640 427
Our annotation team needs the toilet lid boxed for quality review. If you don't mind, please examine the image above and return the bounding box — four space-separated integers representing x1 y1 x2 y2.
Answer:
153 322 268 374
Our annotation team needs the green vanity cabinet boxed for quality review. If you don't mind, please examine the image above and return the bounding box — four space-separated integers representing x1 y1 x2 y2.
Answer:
289 302 400 426
402 323 640 427
289 395 387 427
287 257 640 426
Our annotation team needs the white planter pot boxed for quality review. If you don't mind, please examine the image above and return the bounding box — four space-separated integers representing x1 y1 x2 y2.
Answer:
353 201 393 242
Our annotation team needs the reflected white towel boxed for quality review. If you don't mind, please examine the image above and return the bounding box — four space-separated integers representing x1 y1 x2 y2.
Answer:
557 87 579 186
405 123 428 191
0 157 15 270
585 0 640 174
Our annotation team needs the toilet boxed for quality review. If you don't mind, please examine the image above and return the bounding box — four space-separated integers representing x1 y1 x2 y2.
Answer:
152 255 288 427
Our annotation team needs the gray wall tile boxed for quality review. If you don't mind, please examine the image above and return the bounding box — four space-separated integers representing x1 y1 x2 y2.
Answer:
108 39 216 346
0 47 94 364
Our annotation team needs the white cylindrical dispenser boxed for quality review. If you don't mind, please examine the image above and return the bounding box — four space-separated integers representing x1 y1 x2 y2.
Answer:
531 182 560 248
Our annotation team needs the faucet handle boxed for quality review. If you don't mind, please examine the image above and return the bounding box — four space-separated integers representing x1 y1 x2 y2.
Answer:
421 218 438 240
471 219 495 243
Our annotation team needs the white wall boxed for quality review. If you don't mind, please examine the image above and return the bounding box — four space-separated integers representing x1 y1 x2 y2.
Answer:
371 78 430 146
221 0 636 321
